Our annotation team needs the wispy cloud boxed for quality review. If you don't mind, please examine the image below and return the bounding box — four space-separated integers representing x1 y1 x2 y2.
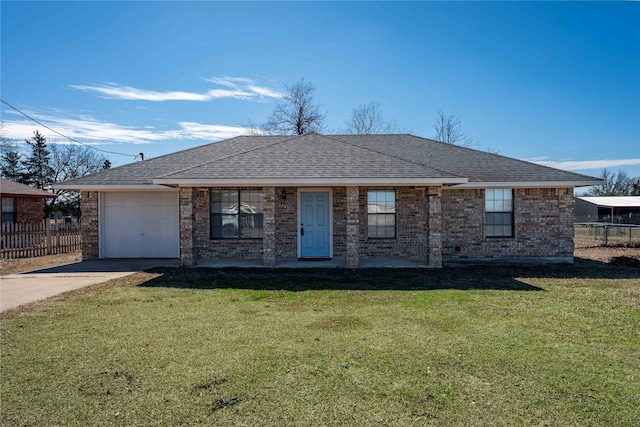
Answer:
176 122 249 140
530 158 640 171
70 77 282 102
202 76 284 99
205 76 254 87
69 83 214 101
2 109 247 145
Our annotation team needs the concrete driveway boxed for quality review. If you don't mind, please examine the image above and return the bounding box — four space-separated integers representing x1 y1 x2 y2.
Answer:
0 259 180 313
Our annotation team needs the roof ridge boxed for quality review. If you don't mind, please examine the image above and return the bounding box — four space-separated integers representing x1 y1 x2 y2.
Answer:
156 134 301 178
327 134 467 179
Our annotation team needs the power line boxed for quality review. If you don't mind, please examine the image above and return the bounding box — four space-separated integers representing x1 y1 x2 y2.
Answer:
1 99 140 160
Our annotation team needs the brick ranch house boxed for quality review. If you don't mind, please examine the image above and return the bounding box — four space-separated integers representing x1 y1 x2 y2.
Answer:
57 134 600 267
1 178 57 225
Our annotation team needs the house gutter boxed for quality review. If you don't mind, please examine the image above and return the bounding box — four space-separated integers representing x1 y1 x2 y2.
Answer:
450 180 603 189
54 184 177 191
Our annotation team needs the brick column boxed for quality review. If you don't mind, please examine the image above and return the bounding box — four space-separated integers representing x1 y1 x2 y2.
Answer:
179 187 195 266
427 187 443 268
346 186 360 267
558 188 575 260
80 191 99 260
263 186 276 266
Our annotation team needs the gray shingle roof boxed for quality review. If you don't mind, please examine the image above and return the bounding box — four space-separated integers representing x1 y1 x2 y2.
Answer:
57 133 600 188
1 178 58 198
335 134 597 183
156 133 462 181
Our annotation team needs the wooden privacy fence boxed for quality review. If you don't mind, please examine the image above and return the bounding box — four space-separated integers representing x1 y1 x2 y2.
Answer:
1 220 82 259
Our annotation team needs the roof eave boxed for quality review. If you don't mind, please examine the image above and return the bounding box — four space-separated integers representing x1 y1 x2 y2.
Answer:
450 180 603 189
54 184 176 191
0 192 58 199
151 177 469 186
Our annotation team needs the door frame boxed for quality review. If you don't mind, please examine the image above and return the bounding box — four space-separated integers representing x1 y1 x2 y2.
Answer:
297 188 333 259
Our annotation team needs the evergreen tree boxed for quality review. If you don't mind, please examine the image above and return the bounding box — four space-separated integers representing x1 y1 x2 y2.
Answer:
22 130 54 190
0 150 25 182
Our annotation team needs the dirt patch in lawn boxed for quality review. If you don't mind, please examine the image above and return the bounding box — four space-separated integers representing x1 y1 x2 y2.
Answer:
574 236 640 263
0 251 82 276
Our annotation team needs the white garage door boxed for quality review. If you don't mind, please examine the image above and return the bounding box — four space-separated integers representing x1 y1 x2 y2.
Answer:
102 191 179 258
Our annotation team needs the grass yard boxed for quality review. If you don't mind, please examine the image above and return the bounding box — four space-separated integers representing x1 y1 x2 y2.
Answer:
1 265 639 426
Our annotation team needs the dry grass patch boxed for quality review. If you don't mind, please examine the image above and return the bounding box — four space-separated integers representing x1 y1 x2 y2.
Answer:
0 251 81 276
1 264 639 426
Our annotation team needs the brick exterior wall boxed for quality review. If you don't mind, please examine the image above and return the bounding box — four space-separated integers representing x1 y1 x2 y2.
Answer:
262 187 276 266
191 187 264 261
357 187 428 261
80 191 99 260
346 186 360 267
79 185 575 265
275 187 298 258
332 187 347 258
179 188 195 265
427 187 443 267
442 187 575 261
15 198 45 224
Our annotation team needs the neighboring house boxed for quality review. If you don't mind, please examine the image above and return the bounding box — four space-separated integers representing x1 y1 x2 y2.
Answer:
0 178 57 225
575 196 640 224
56 133 600 267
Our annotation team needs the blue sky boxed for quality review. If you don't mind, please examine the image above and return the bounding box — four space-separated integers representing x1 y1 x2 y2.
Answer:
2 1 639 177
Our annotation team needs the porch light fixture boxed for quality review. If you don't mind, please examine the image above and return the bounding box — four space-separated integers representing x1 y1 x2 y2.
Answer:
281 189 287 200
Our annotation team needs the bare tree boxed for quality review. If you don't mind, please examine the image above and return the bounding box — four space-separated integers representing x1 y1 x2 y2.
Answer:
345 102 384 134
242 118 267 136
344 102 405 134
259 78 325 135
432 110 471 146
49 144 109 217
586 169 640 196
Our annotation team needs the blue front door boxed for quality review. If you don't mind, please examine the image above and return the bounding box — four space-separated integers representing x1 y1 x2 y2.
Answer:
300 191 331 258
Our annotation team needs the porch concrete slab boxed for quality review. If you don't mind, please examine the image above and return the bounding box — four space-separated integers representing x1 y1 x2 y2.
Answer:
194 258 430 269
1 259 179 313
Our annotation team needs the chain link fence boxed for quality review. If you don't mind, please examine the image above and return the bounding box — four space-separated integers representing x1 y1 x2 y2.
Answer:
575 223 640 246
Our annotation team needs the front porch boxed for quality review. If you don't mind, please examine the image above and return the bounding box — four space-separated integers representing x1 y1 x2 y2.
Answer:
194 257 433 269
179 185 444 268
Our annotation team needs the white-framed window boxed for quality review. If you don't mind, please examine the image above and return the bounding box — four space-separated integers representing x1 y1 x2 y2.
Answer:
367 190 396 239
485 189 513 237
2 197 16 224
210 190 264 239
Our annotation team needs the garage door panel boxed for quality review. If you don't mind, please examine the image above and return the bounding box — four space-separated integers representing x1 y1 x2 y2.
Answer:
142 206 162 223
102 192 179 258
141 206 177 223
103 206 124 222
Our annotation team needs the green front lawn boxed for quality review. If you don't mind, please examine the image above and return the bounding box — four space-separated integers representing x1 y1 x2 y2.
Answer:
1 266 639 426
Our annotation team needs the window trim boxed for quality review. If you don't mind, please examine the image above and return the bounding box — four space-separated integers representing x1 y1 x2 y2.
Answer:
485 188 514 238
367 190 396 240
210 189 264 240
